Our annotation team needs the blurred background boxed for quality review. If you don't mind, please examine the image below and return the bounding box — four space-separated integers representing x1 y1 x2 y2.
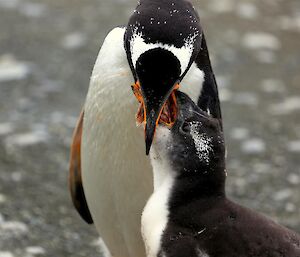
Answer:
0 0 299 256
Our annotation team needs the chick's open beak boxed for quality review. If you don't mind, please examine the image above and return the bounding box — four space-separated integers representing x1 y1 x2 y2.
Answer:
132 81 179 155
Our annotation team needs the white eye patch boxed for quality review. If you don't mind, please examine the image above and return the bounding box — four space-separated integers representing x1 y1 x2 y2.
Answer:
130 27 199 75
189 121 213 163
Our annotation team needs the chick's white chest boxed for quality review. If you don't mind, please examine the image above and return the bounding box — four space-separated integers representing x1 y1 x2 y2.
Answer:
141 129 175 257
141 176 174 257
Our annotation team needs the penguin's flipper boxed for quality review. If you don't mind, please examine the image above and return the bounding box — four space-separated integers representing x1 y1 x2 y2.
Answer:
69 109 94 224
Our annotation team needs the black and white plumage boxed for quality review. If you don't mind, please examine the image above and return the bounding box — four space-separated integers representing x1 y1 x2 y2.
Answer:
142 92 300 257
124 0 221 153
69 1 221 257
125 0 202 80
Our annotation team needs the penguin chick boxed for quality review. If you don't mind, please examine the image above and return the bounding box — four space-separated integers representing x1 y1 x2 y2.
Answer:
142 92 300 257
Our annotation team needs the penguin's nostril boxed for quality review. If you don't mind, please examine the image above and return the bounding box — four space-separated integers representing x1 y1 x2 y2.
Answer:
180 122 190 134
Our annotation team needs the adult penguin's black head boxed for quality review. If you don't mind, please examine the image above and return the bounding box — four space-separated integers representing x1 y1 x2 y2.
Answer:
124 0 203 154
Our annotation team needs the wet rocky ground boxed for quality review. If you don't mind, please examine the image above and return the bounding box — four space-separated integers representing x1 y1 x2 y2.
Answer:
0 0 299 256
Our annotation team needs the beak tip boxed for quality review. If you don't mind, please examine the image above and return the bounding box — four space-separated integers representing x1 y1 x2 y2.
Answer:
145 121 155 156
145 134 152 156
145 147 150 156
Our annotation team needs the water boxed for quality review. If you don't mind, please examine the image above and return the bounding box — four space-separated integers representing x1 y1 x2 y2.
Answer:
0 0 299 256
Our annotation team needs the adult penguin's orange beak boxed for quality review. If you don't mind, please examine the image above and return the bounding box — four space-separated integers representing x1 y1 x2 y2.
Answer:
132 81 180 155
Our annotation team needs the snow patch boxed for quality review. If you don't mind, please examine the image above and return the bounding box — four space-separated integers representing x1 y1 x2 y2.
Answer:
190 122 212 163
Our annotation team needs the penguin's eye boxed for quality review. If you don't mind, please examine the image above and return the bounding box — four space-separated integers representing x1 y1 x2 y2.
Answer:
180 121 191 134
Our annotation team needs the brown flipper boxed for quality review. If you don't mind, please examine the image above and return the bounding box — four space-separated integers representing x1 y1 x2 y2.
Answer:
69 110 94 224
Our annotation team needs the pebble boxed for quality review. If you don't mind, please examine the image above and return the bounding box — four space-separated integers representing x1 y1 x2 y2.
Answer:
19 3 46 18
18 98 34 111
0 194 6 204
261 79 285 93
0 252 15 257
285 203 296 212
5 131 48 147
232 92 258 106
25 246 46 255
253 163 271 174
37 80 63 96
50 112 77 128
287 141 300 153
295 15 300 30
287 174 300 185
219 88 232 102
208 0 234 13
0 55 30 82
11 171 23 182
269 97 300 115
0 213 4 223
223 30 239 44
61 32 87 50
241 138 266 154
255 50 276 64
279 15 300 31
273 189 292 201
217 75 231 88
0 123 14 136
0 221 28 234
0 0 19 9
242 32 281 50
279 16 294 31
230 127 249 140
236 3 258 20
234 177 247 188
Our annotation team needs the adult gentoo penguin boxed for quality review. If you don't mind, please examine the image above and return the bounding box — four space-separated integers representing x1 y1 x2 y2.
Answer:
69 1 221 257
142 91 300 257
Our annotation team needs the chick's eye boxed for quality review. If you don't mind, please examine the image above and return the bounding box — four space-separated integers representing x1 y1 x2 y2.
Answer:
180 121 190 134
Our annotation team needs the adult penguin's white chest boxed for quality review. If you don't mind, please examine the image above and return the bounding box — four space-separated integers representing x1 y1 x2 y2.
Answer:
82 27 153 257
